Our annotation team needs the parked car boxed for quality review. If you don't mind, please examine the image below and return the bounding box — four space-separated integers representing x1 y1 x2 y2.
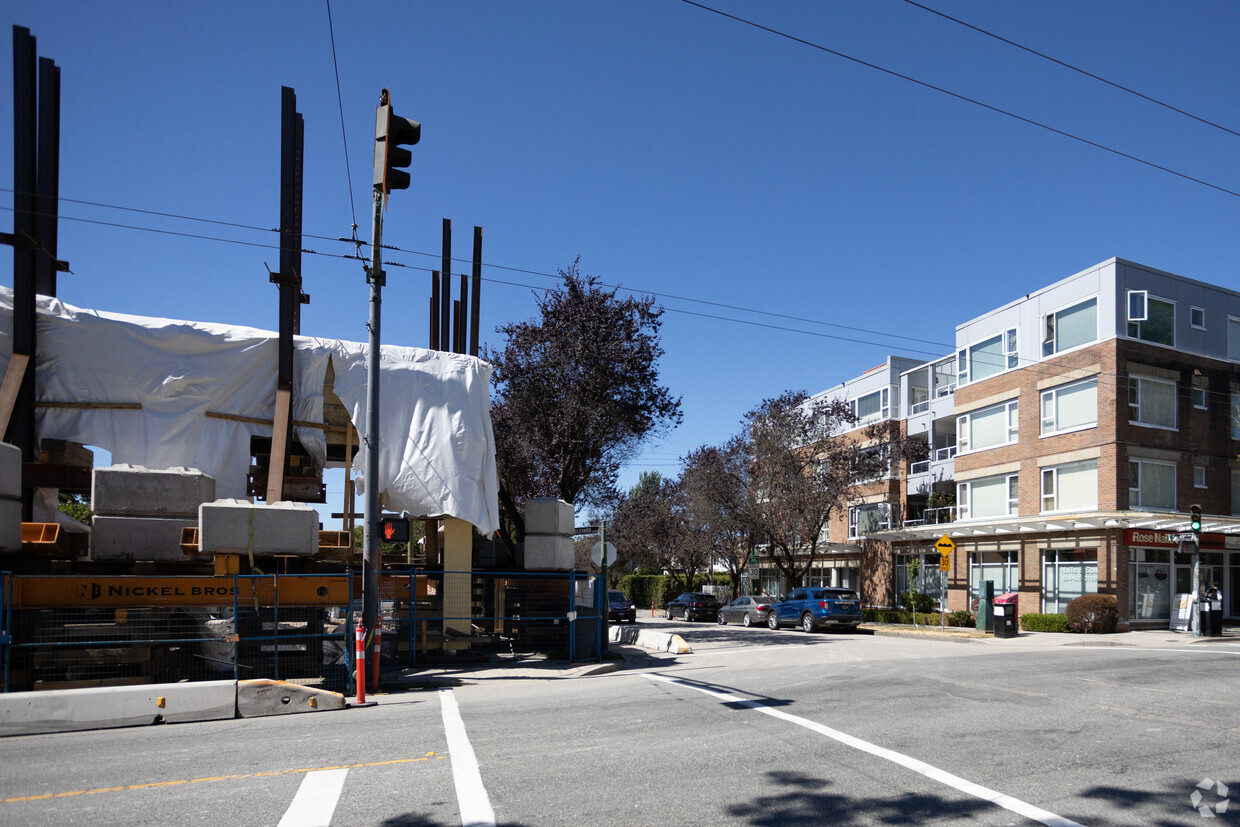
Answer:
716 595 776 627
767 587 863 632
665 592 719 622
608 590 636 623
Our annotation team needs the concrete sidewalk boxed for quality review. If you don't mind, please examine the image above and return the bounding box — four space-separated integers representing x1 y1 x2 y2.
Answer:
863 622 1240 648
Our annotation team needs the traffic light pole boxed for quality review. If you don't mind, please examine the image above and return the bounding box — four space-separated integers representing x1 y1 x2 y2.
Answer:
362 185 385 684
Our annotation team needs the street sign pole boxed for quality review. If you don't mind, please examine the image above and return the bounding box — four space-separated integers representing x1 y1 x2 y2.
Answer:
935 535 954 630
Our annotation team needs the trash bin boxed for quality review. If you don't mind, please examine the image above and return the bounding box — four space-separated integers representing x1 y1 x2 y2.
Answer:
993 592 1019 639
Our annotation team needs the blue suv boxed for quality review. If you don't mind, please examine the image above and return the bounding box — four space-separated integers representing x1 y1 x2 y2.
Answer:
767 587 863 632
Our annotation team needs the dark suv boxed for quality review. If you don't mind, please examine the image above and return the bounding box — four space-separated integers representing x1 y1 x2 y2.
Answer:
767 587 862 632
665 592 719 622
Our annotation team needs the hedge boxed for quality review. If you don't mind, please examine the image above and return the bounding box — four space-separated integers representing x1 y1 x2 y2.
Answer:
1019 613 1072 633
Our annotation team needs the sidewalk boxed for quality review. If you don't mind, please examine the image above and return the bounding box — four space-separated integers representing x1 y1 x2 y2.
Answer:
862 621 1240 648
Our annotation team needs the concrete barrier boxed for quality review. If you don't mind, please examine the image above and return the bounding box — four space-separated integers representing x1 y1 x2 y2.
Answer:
237 680 346 717
0 680 237 736
0 678 346 737
609 624 692 654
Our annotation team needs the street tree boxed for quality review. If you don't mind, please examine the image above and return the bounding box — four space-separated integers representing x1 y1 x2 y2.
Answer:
743 390 921 589
485 261 681 551
680 440 752 599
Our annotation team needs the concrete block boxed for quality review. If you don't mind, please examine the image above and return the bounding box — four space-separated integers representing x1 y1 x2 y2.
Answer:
237 680 346 717
0 680 237 736
523 533 575 571
199 499 319 556
0 497 20 553
90 515 197 562
610 624 692 654
525 497 574 536
0 442 20 499
92 464 215 518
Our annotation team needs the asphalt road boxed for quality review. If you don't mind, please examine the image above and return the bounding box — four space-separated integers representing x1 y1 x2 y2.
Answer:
2 621 1238 826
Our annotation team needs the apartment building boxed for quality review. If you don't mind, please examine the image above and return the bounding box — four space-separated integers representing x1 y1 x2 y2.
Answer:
812 259 1240 630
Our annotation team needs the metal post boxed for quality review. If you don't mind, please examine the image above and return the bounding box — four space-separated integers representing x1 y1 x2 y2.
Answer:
362 185 384 666
1192 546 1202 637
600 521 609 657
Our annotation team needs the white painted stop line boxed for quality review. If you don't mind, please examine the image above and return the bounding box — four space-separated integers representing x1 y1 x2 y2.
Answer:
277 768 348 827
642 674 1084 827
440 689 497 827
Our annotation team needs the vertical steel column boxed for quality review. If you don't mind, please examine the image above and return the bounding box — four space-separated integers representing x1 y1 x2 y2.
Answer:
362 186 384 662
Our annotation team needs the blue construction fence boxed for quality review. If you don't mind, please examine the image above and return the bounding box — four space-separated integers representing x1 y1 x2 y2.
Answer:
0 570 603 693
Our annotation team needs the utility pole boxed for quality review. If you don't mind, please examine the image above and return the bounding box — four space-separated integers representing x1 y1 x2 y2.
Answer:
362 89 419 691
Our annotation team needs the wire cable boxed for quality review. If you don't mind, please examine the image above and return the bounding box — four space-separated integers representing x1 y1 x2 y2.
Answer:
677 0 1240 199
324 0 360 234
899 0 1240 141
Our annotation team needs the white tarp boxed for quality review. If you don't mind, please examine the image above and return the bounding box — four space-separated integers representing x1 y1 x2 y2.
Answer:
0 287 499 534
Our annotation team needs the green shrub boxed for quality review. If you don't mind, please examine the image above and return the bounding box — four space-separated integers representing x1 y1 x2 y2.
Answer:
946 610 974 627
898 590 935 613
1064 593 1119 634
1019 613 1072 633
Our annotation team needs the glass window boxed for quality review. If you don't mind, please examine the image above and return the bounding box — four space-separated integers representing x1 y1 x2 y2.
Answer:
959 328 1016 386
1042 298 1097 357
1127 290 1147 322
1129 460 1176 510
1229 318 1240 362
1194 465 1207 488
849 503 892 538
1041 378 1097 435
958 400 1018 454
1128 297 1174 346
1130 548 1171 619
970 550 1018 603
958 474 1018 520
1128 376 1176 429
1043 549 1098 614
852 388 889 426
1041 460 1098 512
1192 386 1207 410
1190 306 1205 330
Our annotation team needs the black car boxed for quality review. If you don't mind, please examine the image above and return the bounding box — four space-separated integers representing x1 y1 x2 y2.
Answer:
665 591 720 622
608 590 636 623
716 595 776 627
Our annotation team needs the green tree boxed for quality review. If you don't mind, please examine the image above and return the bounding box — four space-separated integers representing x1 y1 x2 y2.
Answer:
485 260 681 551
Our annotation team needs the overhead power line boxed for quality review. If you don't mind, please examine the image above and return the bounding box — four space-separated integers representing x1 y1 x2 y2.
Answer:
899 0 1240 141
677 0 1240 199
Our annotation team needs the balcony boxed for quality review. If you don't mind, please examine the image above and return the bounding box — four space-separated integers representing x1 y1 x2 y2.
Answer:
903 505 957 527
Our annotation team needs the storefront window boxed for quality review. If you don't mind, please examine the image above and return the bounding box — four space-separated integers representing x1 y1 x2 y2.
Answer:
1130 548 1171 619
969 550 1018 602
1043 549 1098 613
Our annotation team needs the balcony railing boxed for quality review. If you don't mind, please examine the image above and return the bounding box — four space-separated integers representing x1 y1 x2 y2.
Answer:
934 445 957 462
903 505 957 527
909 459 931 476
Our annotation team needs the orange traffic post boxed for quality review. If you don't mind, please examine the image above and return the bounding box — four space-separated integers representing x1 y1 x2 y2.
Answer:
354 620 367 705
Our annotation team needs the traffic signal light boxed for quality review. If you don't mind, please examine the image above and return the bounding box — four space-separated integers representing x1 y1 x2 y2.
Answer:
380 517 410 543
1190 504 1202 534
373 90 420 196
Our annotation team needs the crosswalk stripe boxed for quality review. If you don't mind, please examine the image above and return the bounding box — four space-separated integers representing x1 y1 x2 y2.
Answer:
277 768 349 827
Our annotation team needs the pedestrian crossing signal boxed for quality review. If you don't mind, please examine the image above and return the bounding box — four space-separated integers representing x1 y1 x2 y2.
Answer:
380 517 410 543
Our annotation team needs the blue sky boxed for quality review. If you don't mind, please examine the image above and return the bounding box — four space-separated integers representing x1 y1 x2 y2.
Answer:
5 1 1240 525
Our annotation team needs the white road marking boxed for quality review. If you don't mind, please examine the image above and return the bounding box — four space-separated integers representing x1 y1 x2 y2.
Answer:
643 673 1084 827
276 768 348 827
440 689 497 827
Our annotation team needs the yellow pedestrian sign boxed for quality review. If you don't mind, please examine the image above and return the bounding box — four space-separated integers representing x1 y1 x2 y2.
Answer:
935 535 955 555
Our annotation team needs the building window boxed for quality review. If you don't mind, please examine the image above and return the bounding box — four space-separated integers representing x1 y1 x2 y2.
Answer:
958 474 1019 520
1043 549 1098 614
849 503 893 538
1130 548 1171 619
1229 318 1240 362
1192 385 1207 410
1042 297 1097 357
1190 306 1206 330
957 399 1018 454
1041 460 1098 513
1127 296 1174 346
851 388 890 427
897 553 944 600
970 550 1018 603
1233 395 1240 440
1040 378 1097 436
1128 376 1176 429
1129 459 1176 510
1194 465 1207 488
958 328 1017 386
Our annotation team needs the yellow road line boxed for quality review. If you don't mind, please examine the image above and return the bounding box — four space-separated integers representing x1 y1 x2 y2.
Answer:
2 755 443 805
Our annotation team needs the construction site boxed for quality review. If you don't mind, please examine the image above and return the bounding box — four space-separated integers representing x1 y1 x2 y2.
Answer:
0 26 600 697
